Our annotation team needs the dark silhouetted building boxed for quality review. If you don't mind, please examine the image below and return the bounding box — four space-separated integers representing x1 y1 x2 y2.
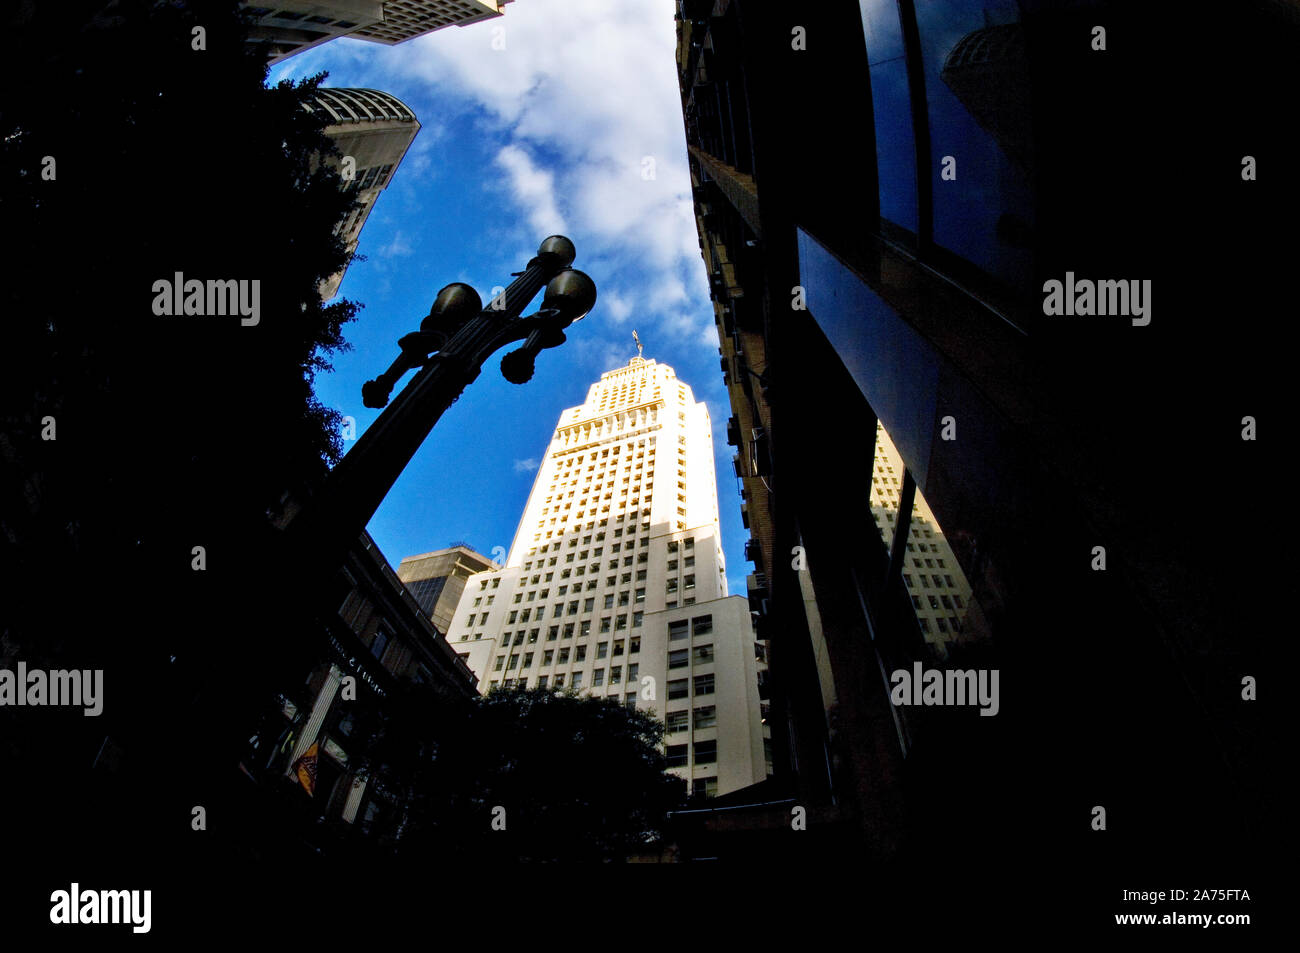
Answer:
673 0 1280 894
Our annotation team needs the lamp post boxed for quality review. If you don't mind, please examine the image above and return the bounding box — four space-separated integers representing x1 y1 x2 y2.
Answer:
285 235 596 571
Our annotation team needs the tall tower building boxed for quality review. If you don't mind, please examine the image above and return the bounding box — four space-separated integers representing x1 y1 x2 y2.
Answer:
304 87 420 300
867 421 985 657
437 354 771 798
244 1 515 65
396 543 497 635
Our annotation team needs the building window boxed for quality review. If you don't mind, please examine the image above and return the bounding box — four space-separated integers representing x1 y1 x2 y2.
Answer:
570 671 584 690
507 654 519 670
693 705 716 729
494 656 505 672
693 674 714 696
669 649 689 669
692 777 718 799
668 679 689 700
558 648 570 663
666 744 689 768
666 711 689 733
693 740 717 765
693 644 714 664
610 666 622 684
691 615 713 636
593 669 605 687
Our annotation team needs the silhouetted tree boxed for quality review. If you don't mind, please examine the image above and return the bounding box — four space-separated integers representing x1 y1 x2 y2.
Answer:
391 687 687 863
0 0 368 875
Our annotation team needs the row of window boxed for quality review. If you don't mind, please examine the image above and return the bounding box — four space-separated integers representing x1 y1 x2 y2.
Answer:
251 8 358 29
546 442 656 489
903 572 956 589
910 594 965 612
495 652 643 684
874 511 934 536
919 616 963 636
502 605 646 627
494 635 643 666
526 526 648 563
665 706 717 732
533 511 651 544
667 674 715 699
668 644 714 668
666 740 716 766
669 616 714 640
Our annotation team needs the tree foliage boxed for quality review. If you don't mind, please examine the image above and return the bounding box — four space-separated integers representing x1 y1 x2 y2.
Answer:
391 687 687 862
0 0 368 866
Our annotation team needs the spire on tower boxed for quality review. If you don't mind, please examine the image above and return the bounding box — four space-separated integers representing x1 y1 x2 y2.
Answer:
633 329 643 359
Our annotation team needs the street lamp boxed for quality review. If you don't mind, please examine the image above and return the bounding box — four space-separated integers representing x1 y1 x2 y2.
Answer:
285 235 596 570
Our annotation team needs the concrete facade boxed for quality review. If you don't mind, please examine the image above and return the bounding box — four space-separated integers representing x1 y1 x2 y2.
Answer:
304 87 420 300
439 356 771 797
242 1 513 64
396 544 498 635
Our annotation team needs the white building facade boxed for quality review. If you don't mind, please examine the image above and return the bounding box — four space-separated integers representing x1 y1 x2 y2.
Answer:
441 356 770 797
868 420 984 655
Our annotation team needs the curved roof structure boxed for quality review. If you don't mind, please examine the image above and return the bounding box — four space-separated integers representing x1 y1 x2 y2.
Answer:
305 88 417 125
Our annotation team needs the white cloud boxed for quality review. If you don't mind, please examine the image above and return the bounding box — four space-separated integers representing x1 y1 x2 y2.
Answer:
513 457 540 473
379 230 414 257
602 290 633 324
494 143 568 237
380 0 714 352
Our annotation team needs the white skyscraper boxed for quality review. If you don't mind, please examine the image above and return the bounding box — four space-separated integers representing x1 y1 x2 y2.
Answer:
440 354 771 797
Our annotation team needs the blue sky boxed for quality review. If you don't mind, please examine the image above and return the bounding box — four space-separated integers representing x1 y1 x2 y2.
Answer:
268 0 753 595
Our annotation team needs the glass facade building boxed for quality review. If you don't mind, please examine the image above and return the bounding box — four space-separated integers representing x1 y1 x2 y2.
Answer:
675 0 1280 883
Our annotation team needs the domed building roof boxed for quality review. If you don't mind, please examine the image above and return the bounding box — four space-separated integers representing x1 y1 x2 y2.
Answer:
305 88 417 125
